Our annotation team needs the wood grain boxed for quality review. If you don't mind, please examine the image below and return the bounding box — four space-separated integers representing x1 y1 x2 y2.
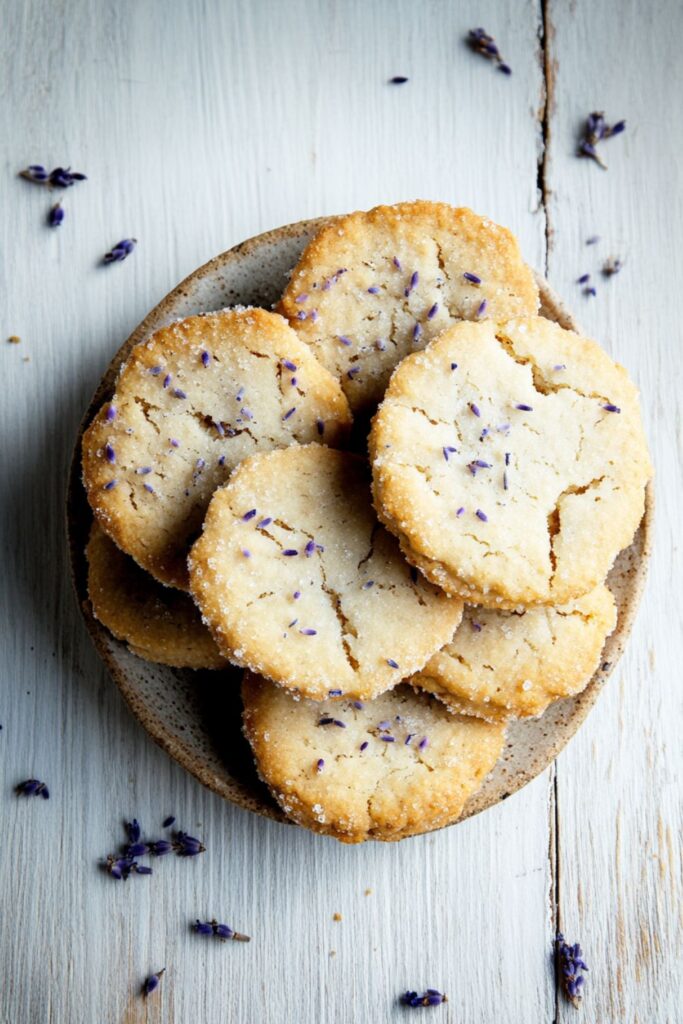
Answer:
0 0 679 1021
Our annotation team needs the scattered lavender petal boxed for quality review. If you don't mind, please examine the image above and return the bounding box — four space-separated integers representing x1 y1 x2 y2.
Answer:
463 272 482 284
475 508 488 522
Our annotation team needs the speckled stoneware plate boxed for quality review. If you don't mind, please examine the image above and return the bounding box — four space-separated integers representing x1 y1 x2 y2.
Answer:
67 216 653 833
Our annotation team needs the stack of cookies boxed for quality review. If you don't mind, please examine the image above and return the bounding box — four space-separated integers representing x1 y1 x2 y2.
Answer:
81 201 652 843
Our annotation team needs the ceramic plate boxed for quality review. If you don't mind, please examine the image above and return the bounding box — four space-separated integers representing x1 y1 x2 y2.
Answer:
67 217 653 832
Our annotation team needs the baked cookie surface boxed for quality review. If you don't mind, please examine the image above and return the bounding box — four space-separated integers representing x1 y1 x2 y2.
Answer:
82 308 352 589
412 585 617 723
278 201 539 414
86 523 227 669
242 672 505 843
370 316 652 607
189 445 463 701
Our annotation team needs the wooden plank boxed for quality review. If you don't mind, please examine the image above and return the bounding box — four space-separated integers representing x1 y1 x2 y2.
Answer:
0 1 561 1021
544 1 683 1019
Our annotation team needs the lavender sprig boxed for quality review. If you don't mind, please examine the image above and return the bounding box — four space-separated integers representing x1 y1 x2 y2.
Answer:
103 822 205 879
578 111 626 169
103 238 137 263
467 28 511 74
142 968 165 997
19 164 87 187
15 778 49 799
193 919 251 942
556 933 588 1007
400 989 447 1008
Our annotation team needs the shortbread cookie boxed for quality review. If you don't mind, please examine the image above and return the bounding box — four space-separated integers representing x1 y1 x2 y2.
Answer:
370 317 652 607
189 445 463 701
278 201 539 414
82 309 352 589
86 523 226 668
412 585 617 723
242 672 505 843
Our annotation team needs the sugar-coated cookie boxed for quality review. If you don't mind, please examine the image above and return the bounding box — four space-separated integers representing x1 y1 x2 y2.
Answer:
189 445 463 701
370 317 652 607
412 585 617 723
82 308 352 589
86 523 227 668
242 672 505 843
278 201 539 414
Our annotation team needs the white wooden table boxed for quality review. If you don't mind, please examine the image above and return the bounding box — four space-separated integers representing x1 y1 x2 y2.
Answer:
2 2 681 1020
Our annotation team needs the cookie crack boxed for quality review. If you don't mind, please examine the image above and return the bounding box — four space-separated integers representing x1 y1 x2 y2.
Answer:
494 332 617 406
357 521 380 570
133 396 162 435
547 476 606 586
318 559 360 673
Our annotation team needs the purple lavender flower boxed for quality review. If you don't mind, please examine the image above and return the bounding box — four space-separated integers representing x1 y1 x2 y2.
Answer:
142 969 165 996
15 778 49 799
194 919 250 942
463 271 482 284
578 111 626 169
577 273 591 285
556 933 588 1006
388 76 409 84
201 350 211 367
475 509 488 522
400 989 447 1007
467 27 511 73
48 202 64 227
103 238 137 263
20 164 87 187
316 758 325 772
386 658 399 669
126 819 141 843
173 831 206 856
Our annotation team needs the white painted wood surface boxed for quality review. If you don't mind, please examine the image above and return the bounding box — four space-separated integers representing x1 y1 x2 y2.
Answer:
0 1 680 1021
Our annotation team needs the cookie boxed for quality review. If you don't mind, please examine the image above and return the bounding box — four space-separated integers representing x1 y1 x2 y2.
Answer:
242 672 505 843
86 522 227 668
412 585 617 723
82 308 352 589
189 444 463 701
370 316 652 607
278 201 539 414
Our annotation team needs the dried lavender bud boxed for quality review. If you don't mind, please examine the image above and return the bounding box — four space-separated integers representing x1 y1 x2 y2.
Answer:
389 75 409 84
578 111 626 169
400 989 447 1007
142 968 165 996
19 164 49 182
173 830 206 856
602 256 623 276
467 27 511 74
125 818 141 843
133 864 153 876
193 919 250 942
125 842 150 858
103 238 137 263
15 778 49 799
48 202 64 228
162 815 176 828
151 840 173 856
577 273 590 285
556 933 589 1007
48 166 87 188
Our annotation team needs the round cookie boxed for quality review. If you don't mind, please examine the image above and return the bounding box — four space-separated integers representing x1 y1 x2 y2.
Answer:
412 585 617 724
86 522 227 669
82 308 352 589
242 672 505 843
278 201 539 415
189 445 463 701
370 316 652 608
